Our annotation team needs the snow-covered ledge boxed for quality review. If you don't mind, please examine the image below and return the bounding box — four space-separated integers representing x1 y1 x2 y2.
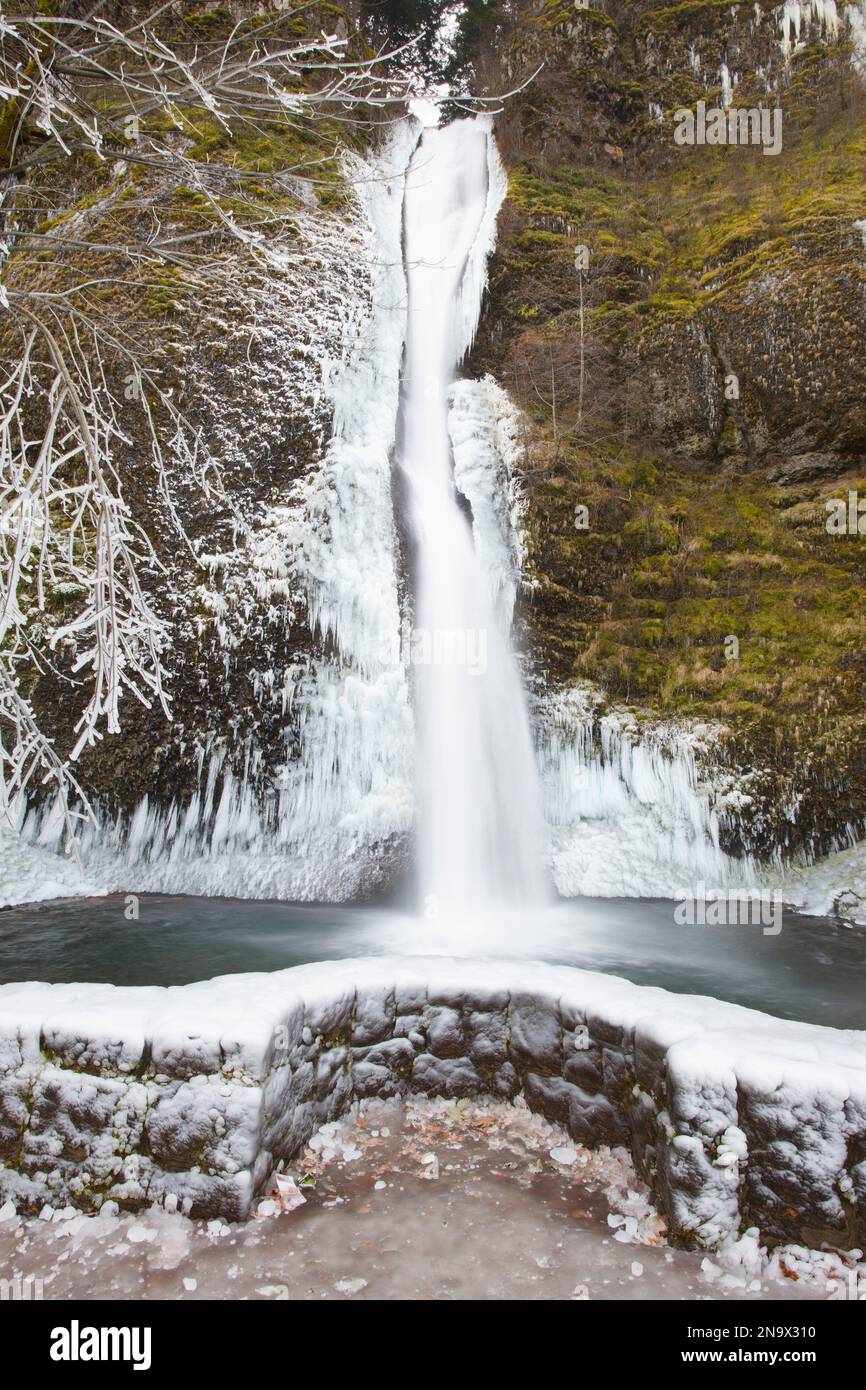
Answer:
1 957 864 1250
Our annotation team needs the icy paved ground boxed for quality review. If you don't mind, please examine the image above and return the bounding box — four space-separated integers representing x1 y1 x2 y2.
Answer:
0 1097 859 1301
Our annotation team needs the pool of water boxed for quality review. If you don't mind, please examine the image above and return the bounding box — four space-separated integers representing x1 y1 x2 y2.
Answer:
0 894 864 1029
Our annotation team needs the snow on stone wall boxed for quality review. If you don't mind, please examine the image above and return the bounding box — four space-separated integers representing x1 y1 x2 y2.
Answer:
2 957 864 1250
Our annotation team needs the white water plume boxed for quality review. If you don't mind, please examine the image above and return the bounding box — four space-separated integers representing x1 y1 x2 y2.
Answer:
398 118 547 916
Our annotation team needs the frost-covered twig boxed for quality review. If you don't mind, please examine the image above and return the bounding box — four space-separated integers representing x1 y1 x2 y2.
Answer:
0 5 416 181
0 3 533 824
0 294 227 812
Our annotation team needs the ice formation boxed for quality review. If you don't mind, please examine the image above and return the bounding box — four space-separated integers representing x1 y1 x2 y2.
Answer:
2 124 420 904
719 62 734 107
772 0 866 73
848 1 866 69
536 686 750 898
448 376 528 627
771 836 866 925
780 0 841 57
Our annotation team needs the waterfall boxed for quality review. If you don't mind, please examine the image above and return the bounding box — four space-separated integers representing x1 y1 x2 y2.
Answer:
399 118 546 916
0 116 756 912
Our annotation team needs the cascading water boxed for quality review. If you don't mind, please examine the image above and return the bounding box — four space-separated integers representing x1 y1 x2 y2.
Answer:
0 115 754 914
399 117 546 916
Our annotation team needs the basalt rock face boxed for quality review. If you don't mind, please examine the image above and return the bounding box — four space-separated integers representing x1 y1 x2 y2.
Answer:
466 0 866 864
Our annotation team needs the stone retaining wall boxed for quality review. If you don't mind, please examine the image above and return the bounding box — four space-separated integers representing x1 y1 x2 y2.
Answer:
1 958 864 1249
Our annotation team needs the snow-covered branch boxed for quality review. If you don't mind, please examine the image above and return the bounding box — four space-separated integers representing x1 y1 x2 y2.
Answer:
0 4 414 178
0 4 533 822
0 3 409 817
0 301 186 816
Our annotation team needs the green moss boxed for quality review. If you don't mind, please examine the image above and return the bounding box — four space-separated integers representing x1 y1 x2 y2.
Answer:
624 508 680 555
636 0 764 38
144 264 187 319
520 441 866 725
538 0 619 31
183 5 234 39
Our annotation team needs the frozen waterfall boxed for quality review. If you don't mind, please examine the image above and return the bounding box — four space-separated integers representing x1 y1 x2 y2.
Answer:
399 118 546 915
0 116 758 912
